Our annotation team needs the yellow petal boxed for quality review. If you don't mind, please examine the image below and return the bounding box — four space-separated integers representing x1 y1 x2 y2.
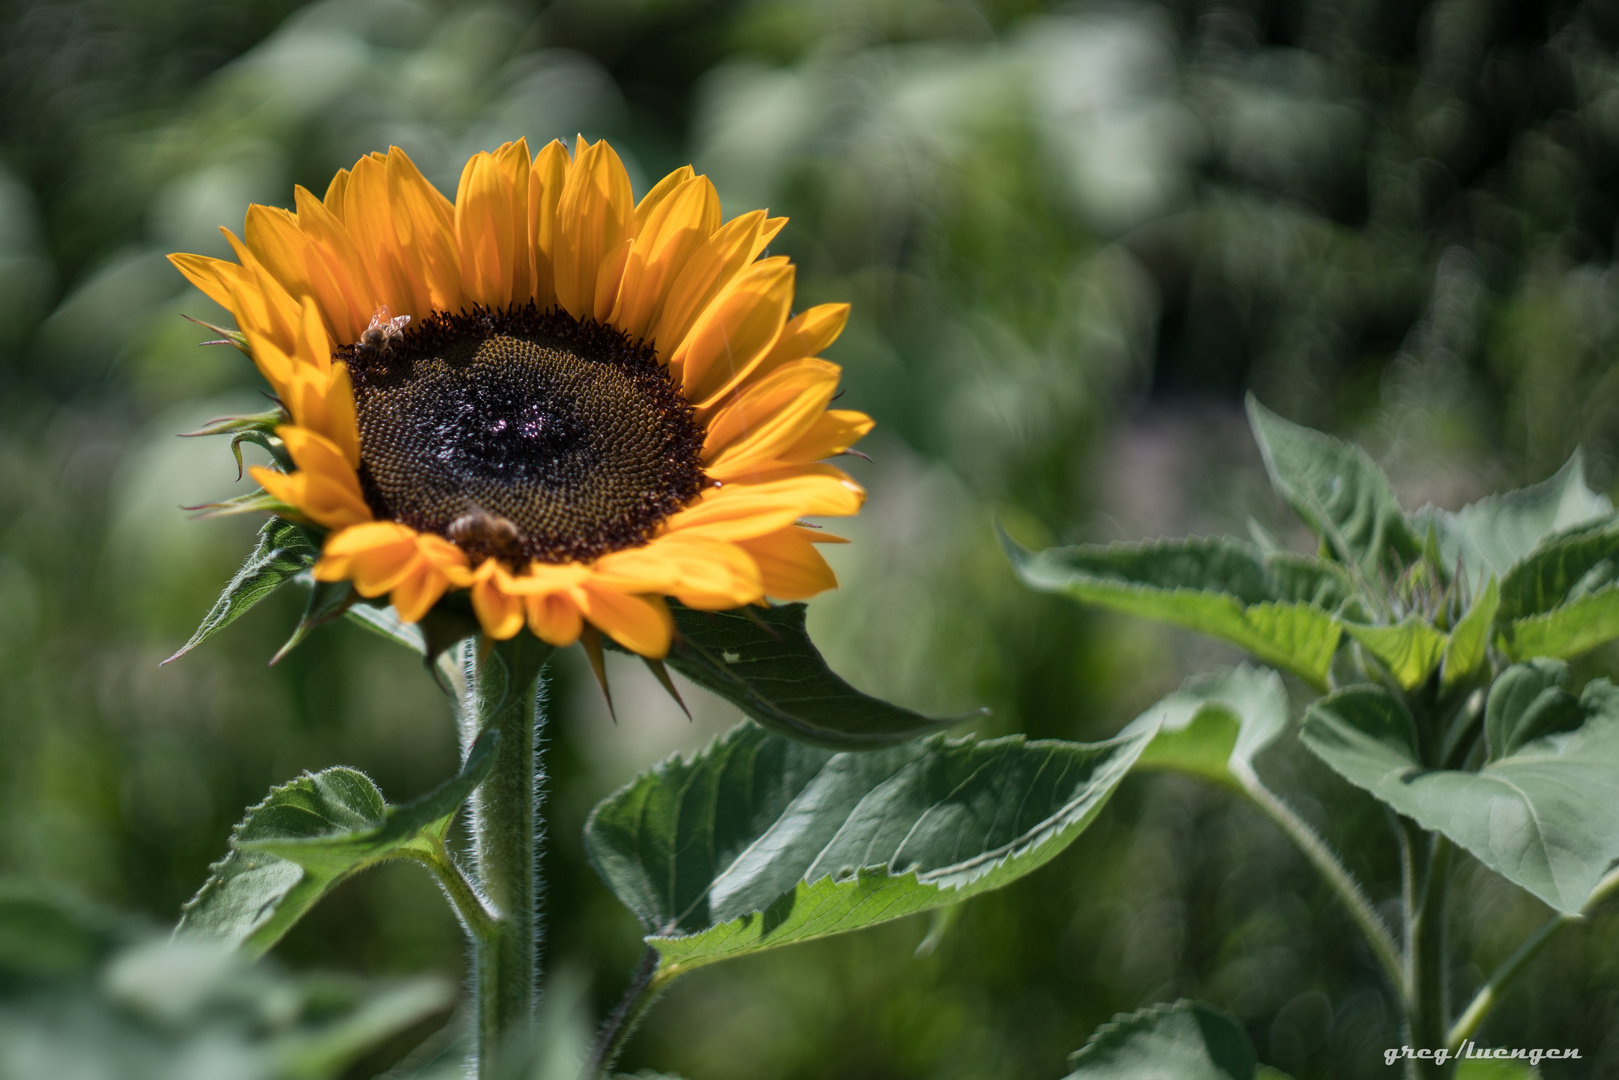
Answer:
167 253 245 313
576 585 673 658
342 154 420 317
610 175 721 340
748 302 850 383
674 257 794 408
292 185 378 341
323 168 350 220
703 358 840 474
472 569 527 640
736 526 838 600
530 139 571 310
386 146 463 315
525 592 584 646
593 533 763 608
455 143 530 309
775 408 874 466
552 138 634 320
649 209 768 354
634 165 695 233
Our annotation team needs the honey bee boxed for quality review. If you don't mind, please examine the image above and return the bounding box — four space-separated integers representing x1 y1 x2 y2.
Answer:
448 508 527 566
357 305 411 358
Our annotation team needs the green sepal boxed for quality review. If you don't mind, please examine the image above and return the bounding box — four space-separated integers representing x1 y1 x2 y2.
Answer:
1246 395 1419 581
179 406 286 439
185 487 304 521
603 601 970 749
177 732 499 956
585 719 1151 978
1301 674 1619 914
270 576 357 664
165 517 319 664
1065 999 1259 1080
1003 527 1348 687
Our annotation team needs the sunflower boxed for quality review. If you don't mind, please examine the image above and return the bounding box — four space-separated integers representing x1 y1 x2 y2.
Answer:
170 138 871 658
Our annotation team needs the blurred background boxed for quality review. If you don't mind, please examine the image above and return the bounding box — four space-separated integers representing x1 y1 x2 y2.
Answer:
4 0 1619 1076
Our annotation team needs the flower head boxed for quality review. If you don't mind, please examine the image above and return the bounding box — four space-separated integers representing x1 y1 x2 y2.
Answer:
171 138 871 657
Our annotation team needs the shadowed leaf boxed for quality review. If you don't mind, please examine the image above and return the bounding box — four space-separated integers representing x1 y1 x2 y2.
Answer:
585 720 1151 977
609 601 970 749
1065 999 1258 1080
1301 672 1619 914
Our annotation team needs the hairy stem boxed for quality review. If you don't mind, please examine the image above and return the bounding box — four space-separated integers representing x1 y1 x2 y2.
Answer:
584 947 672 1080
1405 825 1452 1080
407 837 498 943
1233 761 1406 1004
1447 866 1619 1050
468 634 554 1077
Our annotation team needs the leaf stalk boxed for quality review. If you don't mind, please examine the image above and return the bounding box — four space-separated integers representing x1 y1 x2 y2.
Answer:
583 946 674 1079
1233 760 1406 1005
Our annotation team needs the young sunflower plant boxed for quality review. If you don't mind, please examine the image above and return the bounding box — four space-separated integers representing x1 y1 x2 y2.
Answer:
166 138 1163 1079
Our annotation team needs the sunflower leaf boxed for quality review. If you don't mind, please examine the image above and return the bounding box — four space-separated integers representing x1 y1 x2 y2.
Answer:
1300 672 1619 914
1422 450 1613 592
1065 999 1259 1080
177 732 498 956
584 719 1151 978
1494 522 1619 660
1002 528 1348 687
1246 396 1419 580
164 517 319 664
621 601 969 749
1 888 454 1080
1122 665 1290 790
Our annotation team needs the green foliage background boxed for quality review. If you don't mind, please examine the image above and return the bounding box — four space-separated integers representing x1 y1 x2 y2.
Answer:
3 0 1619 1076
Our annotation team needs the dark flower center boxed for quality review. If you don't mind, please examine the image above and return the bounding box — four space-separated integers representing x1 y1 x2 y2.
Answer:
340 305 708 565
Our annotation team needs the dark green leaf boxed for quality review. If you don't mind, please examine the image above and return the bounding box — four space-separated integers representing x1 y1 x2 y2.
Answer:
1123 665 1289 788
1065 999 1258 1080
1003 528 1348 686
585 720 1151 977
610 601 970 749
178 733 498 956
1494 523 1619 659
1246 395 1417 579
1426 451 1612 590
1301 676 1619 914
165 518 318 664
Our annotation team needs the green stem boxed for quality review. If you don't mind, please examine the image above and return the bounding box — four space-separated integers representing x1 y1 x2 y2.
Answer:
1446 866 1619 1050
1233 762 1406 1004
1405 825 1452 1080
407 837 498 943
468 634 554 1077
584 947 675 1080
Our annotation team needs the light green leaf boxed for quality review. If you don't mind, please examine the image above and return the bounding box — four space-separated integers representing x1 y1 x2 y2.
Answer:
0 890 453 1080
1122 665 1289 789
1300 674 1619 914
1442 575 1499 689
1065 999 1258 1080
1342 618 1450 690
164 518 318 664
1004 529 1348 686
1427 450 1613 590
178 733 498 956
606 601 970 749
585 720 1151 977
1495 523 1619 660
1246 395 1418 579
